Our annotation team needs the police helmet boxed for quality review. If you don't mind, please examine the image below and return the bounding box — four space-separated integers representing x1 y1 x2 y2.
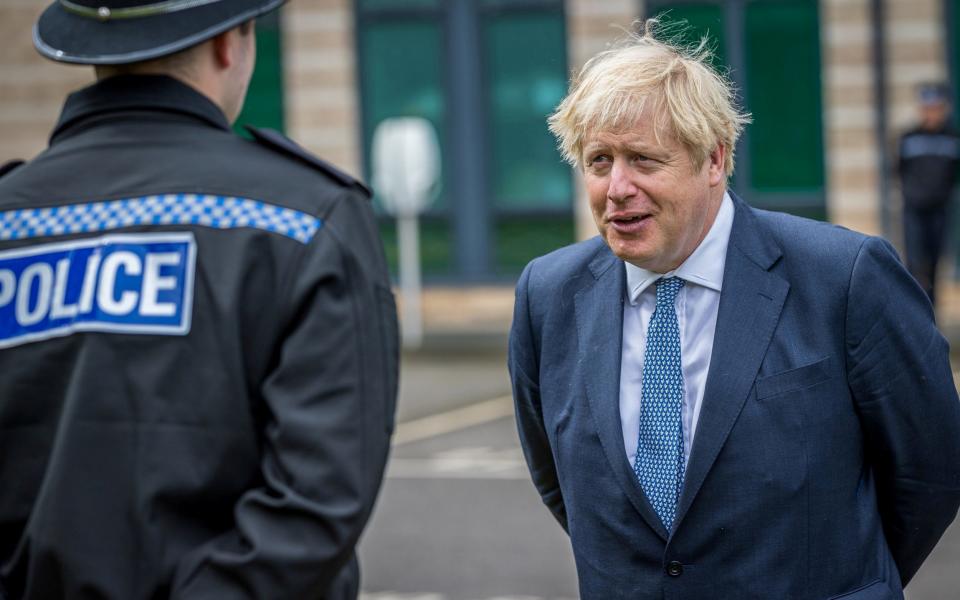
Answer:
918 82 951 106
34 0 286 65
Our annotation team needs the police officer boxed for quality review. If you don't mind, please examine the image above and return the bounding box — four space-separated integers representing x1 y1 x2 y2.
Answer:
897 82 960 307
0 1 398 598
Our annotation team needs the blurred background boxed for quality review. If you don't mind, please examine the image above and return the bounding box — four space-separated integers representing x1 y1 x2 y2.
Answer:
2 0 960 598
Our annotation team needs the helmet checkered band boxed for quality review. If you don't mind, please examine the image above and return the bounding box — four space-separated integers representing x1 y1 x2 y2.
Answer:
0 194 322 244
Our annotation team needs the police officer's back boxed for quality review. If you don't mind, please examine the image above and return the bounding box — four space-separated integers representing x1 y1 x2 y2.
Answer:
0 2 398 598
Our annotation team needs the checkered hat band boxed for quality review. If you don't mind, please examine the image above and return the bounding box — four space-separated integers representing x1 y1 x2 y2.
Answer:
0 194 322 244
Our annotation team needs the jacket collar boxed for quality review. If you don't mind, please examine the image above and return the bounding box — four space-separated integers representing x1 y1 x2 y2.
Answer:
50 74 231 143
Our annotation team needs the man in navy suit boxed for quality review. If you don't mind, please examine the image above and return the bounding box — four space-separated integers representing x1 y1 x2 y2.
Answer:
509 22 960 599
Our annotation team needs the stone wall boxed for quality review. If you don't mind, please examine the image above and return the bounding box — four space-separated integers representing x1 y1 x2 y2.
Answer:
820 0 882 234
0 0 93 165
0 0 365 179
282 0 362 178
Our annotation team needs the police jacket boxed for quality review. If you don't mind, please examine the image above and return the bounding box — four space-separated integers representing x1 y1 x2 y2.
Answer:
897 124 960 210
0 75 398 599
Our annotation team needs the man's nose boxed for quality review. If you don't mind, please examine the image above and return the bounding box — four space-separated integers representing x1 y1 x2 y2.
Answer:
606 159 636 203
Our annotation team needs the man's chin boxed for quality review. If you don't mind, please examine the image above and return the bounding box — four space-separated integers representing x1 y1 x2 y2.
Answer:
608 245 678 274
609 244 657 271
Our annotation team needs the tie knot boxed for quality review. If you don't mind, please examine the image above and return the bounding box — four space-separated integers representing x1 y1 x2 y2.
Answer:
655 277 684 305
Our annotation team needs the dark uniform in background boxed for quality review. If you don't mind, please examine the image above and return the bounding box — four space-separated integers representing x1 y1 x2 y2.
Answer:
897 83 960 306
0 2 398 599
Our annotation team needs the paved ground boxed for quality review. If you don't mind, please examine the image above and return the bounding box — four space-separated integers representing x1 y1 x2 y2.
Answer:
357 348 960 600
358 348 578 600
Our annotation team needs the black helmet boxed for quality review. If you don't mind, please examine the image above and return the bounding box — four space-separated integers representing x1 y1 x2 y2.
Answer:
34 0 286 65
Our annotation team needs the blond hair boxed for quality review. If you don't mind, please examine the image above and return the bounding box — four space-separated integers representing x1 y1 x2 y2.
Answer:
548 19 750 175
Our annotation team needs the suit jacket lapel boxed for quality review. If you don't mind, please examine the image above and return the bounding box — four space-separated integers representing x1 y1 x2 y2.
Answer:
674 197 790 529
575 248 670 541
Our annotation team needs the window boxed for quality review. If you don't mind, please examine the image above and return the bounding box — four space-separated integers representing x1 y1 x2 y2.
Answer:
356 0 571 282
653 3 728 67
358 6 452 275
745 2 824 196
483 8 572 273
650 0 826 220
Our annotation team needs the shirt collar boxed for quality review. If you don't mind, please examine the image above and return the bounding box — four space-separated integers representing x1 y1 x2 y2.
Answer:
624 191 735 305
50 74 231 144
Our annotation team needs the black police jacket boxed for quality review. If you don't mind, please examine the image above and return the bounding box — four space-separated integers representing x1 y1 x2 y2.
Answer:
0 75 398 599
897 124 960 210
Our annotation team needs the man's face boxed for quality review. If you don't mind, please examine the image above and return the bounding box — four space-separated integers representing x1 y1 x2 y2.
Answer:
582 115 726 273
920 101 949 130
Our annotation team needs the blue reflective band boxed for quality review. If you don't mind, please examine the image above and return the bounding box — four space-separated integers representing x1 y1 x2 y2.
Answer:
0 194 322 244
901 135 960 160
0 233 196 349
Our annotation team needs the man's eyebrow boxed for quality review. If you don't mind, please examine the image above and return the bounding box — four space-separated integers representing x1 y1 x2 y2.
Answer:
591 141 664 155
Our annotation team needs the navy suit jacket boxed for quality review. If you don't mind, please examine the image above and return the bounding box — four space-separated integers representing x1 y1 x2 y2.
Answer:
509 194 960 599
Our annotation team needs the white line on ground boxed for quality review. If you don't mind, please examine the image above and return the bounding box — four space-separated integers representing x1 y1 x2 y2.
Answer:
386 446 529 480
392 395 515 446
360 594 445 600
360 594 577 600
385 459 529 480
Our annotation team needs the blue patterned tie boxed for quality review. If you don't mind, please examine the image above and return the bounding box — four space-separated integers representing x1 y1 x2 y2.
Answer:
634 276 686 532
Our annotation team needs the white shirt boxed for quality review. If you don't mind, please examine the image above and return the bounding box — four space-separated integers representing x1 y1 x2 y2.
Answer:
619 192 734 468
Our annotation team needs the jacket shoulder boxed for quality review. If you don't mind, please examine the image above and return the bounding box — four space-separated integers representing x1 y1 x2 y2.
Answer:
524 237 611 293
752 207 865 241
244 126 371 196
750 207 874 276
0 159 24 179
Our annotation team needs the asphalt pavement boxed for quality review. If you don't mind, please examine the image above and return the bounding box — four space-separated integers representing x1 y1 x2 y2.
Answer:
357 347 960 600
358 347 578 600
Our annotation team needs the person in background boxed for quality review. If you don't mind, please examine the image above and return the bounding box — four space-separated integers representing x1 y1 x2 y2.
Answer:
510 21 960 599
897 82 960 307
0 1 398 598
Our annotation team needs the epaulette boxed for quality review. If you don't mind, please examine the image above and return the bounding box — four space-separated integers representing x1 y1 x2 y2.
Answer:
0 160 24 179
245 126 371 196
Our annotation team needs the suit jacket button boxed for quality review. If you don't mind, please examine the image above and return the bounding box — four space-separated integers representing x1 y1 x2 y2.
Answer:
666 561 684 577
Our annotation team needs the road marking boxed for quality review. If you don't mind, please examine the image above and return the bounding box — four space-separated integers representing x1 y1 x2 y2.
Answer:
361 595 445 600
361 594 444 600
361 594 577 600
387 458 527 480
387 446 528 480
392 395 514 446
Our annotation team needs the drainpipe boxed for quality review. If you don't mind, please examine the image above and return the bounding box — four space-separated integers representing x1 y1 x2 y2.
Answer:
871 0 892 239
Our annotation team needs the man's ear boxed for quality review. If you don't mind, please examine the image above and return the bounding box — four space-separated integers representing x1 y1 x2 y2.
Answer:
211 29 234 69
707 144 726 186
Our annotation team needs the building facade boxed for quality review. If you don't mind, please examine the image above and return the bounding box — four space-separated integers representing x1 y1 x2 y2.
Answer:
1 0 957 285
